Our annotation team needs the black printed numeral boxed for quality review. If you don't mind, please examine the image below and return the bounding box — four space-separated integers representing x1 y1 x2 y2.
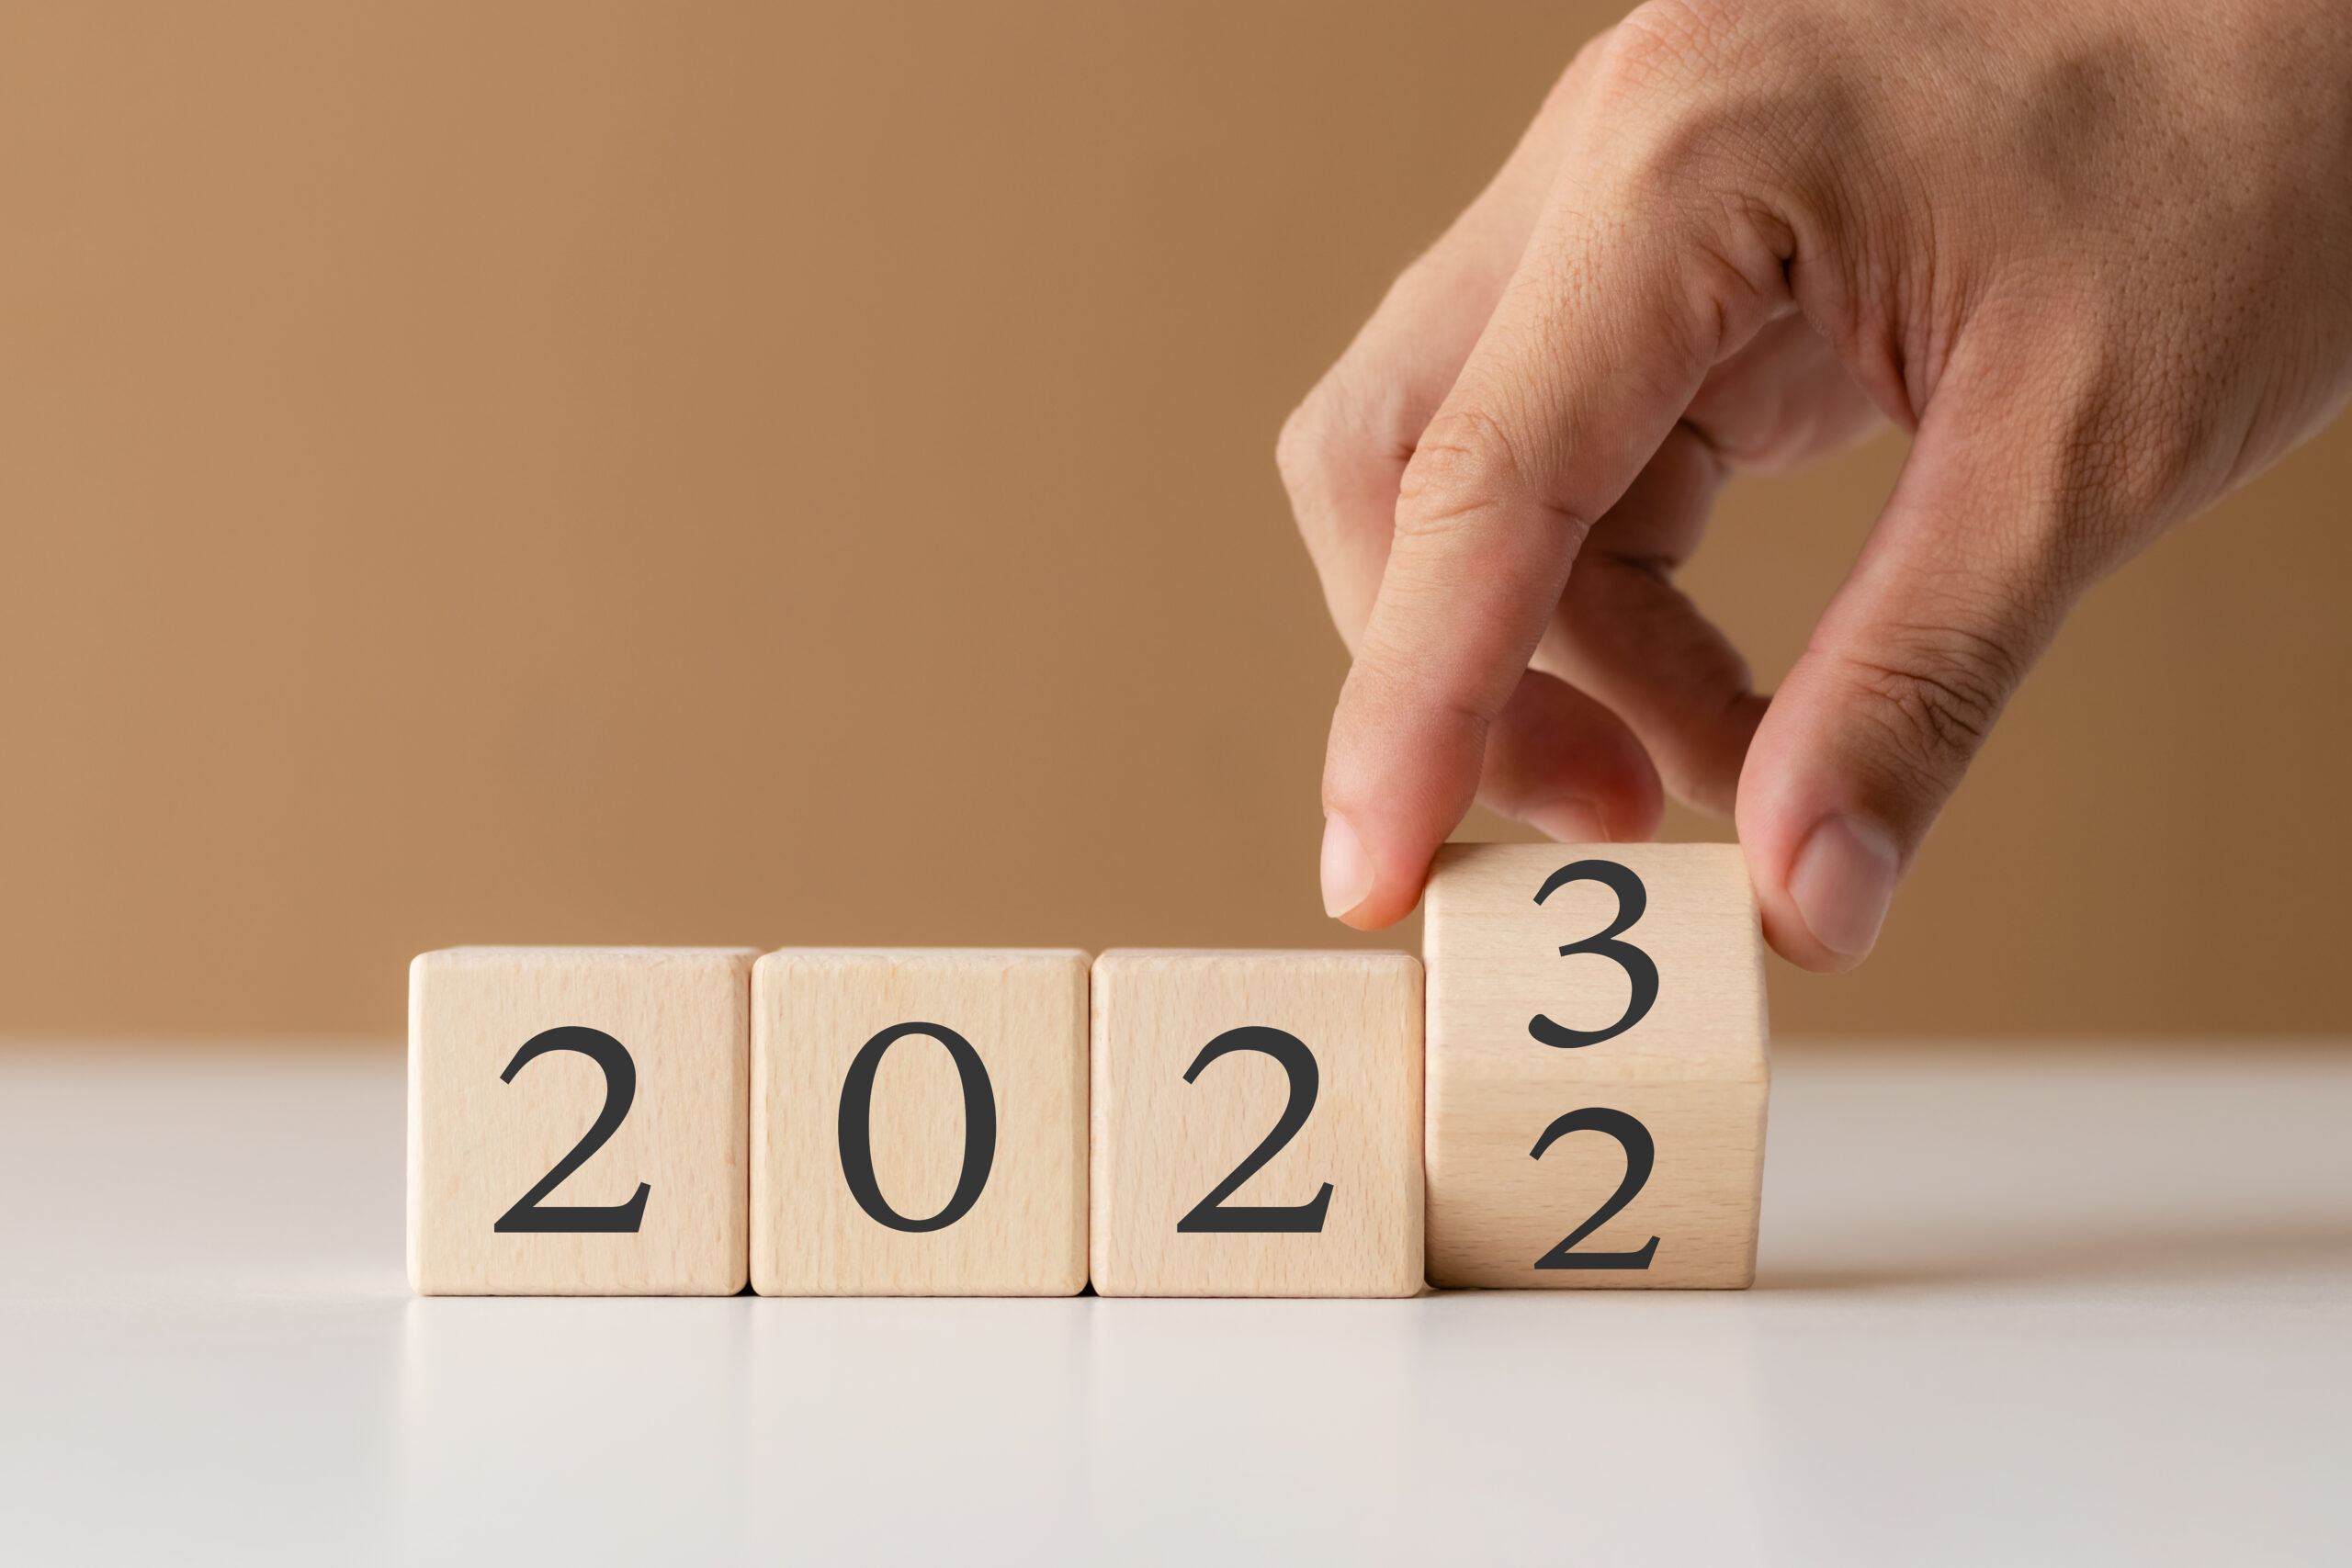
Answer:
837 1021 999 1233
1528 860 1660 1049
493 1026 650 1234
1530 1106 1658 1269
1176 1026 1333 1233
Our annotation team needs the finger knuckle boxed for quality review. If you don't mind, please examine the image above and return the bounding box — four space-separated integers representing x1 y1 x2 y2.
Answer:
1837 623 2021 785
2046 365 2195 553
1596 0 1858 179
1274 384 1363 539
1273 396 1329 497
1394 406 1543 543
1577 5 1815 292
1601 0 1734 96
1554 25 1623 105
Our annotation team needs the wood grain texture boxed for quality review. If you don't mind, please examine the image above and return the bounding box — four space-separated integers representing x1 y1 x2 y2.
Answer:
1090 951 1423 1298
750 948 1088 1296
1424 844 1768 1289
408 946 753 1295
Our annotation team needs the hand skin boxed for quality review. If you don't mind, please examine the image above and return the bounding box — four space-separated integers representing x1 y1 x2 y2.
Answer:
1281 0 2352 969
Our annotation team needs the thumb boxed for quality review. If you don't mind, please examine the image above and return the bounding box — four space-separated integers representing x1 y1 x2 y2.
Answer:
1736 357 2113 971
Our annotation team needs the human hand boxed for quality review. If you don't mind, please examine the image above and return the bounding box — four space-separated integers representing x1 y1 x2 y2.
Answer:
1281 0 2352 968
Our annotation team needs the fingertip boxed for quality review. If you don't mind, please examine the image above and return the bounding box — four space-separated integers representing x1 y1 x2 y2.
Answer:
1737 726 1906 972
1518 798 1611 844
1321 811 1431 931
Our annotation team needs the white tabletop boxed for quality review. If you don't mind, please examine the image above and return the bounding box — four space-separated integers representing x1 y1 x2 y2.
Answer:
2 1042 2346 1565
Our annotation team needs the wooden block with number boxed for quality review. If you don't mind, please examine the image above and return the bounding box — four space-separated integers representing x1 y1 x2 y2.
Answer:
1423 843 1768 1289
1090 950 1423 1298
749 948 1089 1295
407 946 755 1296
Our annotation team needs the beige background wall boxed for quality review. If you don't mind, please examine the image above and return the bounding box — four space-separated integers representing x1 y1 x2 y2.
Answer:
2 2 2346 1038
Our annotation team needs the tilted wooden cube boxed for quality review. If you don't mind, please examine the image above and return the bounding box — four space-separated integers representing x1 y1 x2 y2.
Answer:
408 946 755 1295
749 948 1089 1296
1090 950 1423 1298
1423 843 1768 1289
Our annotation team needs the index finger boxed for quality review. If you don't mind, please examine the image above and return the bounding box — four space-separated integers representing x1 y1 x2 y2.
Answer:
1320 132 1792 927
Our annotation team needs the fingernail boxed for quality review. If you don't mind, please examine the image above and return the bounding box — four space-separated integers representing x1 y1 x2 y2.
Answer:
1320 814 1374 919
1789 814 1900 959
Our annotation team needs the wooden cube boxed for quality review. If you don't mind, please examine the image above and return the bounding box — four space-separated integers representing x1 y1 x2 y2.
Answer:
749 948 1089 1295
1423 843 1768 1289
1090 950 1423 1298
408 946 754 1296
